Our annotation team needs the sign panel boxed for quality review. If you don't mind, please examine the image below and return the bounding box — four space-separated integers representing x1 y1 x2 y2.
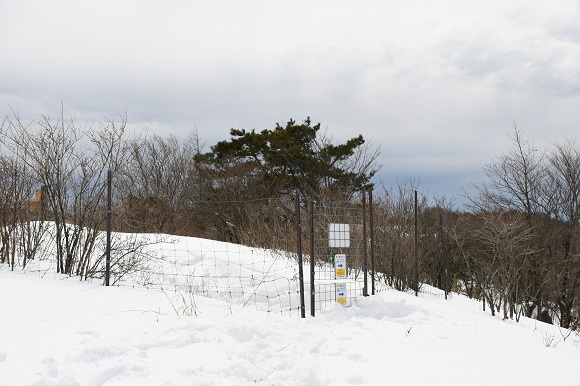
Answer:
336 282 347 305
334 253 347 279
329 223 350 248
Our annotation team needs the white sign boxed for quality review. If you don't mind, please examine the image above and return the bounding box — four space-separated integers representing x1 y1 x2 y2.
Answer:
329 223 350 248
334 254 347 279
336 282 347 306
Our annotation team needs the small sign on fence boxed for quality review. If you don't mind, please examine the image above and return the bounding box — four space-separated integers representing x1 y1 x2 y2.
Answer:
334 253 347 279
336 282 347 305
329 223 350 248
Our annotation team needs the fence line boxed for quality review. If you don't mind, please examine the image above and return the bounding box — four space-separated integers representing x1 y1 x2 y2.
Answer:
1 190 453 317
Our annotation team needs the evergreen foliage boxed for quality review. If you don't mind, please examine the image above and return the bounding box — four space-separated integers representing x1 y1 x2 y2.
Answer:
196 117 376 198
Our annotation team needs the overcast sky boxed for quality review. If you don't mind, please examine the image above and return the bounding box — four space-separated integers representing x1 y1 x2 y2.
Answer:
1 0 579 205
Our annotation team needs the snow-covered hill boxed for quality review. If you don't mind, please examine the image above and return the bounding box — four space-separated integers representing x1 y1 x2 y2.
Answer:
1 236 579 385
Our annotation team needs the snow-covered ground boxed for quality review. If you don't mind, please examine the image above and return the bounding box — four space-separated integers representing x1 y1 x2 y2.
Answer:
1 236 580 385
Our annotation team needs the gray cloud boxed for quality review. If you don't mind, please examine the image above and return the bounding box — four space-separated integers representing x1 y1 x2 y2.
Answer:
1 0 579 205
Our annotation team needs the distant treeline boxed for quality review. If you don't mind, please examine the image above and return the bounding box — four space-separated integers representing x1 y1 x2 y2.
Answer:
0 112 578 330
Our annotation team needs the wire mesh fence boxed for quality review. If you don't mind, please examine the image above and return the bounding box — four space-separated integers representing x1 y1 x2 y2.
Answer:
307 197 370 313
1 189 452 317
117 236 304 316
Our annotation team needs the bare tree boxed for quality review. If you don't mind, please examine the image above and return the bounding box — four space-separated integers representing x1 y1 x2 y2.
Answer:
545 139 580 328
474 211 534 319
448 213 483 301
470 126 549 319
0 122 50 270
117 131 201 235
372 178 424 291
1 109 129 278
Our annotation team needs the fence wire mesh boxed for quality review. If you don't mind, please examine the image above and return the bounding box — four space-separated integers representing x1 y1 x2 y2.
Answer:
1 191 451 318
307 199 369 312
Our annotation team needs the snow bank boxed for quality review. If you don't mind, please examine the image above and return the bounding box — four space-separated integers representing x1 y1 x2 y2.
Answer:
1 262 580 385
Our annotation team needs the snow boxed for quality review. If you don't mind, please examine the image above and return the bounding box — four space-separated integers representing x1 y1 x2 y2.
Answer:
1 236 580 385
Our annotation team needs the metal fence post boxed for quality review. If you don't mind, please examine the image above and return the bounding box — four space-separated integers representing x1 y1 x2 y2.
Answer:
414 190 418 297
369 188 375 295
362 188 368 296
440 212 449 300
310 200 315 316
296 190 306 318
106 169 111 287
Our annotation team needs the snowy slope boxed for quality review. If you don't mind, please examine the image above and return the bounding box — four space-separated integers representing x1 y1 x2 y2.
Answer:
1 239 580 385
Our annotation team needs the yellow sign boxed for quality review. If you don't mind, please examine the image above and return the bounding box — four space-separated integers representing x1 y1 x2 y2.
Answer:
336 282 347 306
335 254 347 279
